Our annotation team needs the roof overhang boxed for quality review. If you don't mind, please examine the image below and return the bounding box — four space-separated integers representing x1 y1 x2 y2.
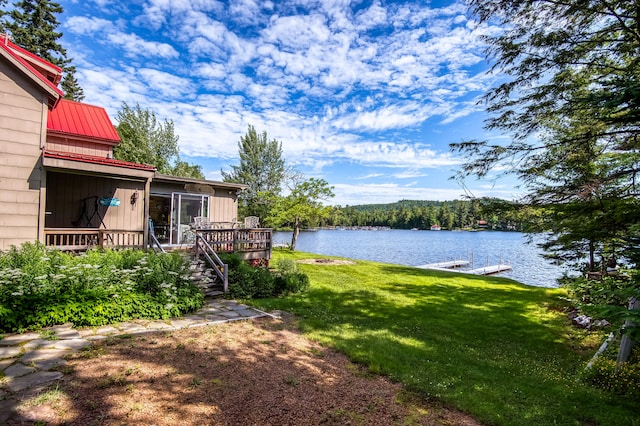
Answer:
0 40 63 108
152 173 249 191
43 150 156 180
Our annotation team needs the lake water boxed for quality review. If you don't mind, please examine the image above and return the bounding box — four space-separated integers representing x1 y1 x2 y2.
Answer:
273 229 566 288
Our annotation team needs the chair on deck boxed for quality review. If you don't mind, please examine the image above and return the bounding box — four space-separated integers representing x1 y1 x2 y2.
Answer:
193 216 211 229
244 216 260 228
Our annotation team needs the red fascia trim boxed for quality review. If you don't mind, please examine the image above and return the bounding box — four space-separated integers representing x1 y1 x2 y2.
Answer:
3 38 62 73
0 40 64 101
44 150 156 171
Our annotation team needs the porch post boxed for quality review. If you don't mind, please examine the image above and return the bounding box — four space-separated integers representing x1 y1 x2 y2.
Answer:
143 177 151 249
38 165 47 244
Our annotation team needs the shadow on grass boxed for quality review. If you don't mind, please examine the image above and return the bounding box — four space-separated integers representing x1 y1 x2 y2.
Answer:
254 262 638 426
9 319 476 425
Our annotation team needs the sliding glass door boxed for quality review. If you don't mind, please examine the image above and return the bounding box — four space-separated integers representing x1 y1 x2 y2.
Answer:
169 193 210 244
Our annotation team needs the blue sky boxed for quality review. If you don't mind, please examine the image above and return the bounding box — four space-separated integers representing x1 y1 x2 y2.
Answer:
57 0 518 206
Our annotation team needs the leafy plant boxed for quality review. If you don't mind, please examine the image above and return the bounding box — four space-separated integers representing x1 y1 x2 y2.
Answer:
220 253 309 299
0 243 203 332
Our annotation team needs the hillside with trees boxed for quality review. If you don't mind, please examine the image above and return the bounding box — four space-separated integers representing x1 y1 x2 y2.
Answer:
325 199 529 231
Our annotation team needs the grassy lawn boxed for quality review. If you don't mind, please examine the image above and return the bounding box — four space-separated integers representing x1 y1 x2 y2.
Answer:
249 250 638 426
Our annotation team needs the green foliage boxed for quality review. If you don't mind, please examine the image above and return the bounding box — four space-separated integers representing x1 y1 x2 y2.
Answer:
114 102 203 178
220 253 309 299
561 274 640 339
221 124 286 220
330 198 527 231
561 275 639 308
581 348 640 400
273 258 309 295
268 178 334 250
0 243 203 332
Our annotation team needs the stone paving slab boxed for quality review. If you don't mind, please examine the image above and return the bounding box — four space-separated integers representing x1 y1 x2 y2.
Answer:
0 332 40 346
20 349 69 363
53 329 83 340
94 325 120 335
32 357 67 371
0 358 16 371
4 363 36 378
23 339 58 350
0 346 23 359
50 339 91 351
6 371 63 392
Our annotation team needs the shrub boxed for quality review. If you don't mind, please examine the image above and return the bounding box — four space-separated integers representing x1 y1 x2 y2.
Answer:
220 254 309 299
0 243 203 332
581 356 640 399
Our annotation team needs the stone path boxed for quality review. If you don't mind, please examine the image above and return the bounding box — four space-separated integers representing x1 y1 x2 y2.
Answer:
0 299 271 424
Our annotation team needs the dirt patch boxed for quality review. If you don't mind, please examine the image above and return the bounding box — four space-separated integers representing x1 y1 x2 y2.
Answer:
8 316 481 425
297 258 356 265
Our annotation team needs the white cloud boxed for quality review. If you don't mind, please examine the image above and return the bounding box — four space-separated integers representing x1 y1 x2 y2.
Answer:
60 0 511 203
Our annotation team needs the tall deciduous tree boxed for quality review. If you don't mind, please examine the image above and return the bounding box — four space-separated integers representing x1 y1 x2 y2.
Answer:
222 125 286 220
114 102 204 179
2 0 84 101
451 0 640 270
267 178 334 250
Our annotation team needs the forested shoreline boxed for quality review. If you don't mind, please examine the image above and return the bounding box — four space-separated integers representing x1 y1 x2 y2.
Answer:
323 199 528 231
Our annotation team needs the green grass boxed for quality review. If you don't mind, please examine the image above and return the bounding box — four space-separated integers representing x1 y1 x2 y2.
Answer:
250 250 638 426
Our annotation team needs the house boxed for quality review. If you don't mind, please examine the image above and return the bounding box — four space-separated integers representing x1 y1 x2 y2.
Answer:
0 33 270 260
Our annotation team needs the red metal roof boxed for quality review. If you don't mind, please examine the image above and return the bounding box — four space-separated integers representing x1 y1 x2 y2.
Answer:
0 35 64 103
44 149 156 171
47 99 121 144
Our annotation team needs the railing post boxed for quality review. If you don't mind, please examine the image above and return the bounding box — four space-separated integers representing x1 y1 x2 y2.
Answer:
223 265 228 293
98 230 105 248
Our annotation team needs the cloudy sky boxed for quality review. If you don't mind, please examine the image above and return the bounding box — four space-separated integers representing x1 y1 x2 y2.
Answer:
57 0 517 205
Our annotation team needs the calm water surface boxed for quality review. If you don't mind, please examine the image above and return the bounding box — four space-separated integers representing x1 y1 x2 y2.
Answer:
273 229 565 288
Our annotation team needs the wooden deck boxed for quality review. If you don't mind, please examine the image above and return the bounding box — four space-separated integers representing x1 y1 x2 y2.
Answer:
44 227 272 261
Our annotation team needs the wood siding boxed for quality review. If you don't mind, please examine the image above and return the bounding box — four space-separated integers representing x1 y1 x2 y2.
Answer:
0 58 47 251
210 190 239 222
46 135 112 157
45 172 146 231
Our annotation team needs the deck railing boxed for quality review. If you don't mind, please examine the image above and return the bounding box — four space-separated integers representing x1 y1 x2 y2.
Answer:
44 227 272 258
196 228 272 251
44 228 145 251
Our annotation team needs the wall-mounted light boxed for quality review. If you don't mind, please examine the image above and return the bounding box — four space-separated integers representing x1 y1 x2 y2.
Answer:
130 191 138 207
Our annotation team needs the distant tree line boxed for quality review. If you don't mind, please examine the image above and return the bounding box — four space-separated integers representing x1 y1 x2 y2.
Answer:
323 199 531 231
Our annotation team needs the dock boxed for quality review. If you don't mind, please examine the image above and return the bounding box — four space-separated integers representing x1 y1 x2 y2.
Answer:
416 260 469 270
416 260 512 276
468 264 512 275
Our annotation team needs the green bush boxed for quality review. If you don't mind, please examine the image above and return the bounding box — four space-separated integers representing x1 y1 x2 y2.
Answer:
0 243 203 332
581 356 640 399
220 254 309 299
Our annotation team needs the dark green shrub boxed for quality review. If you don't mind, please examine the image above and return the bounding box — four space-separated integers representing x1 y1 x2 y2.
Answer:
220 254 309 299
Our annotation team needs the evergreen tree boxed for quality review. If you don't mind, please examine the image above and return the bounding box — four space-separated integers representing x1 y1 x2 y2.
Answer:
222 125 286 220
3 0 84 101
451 0 640 269
61 64 84 101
